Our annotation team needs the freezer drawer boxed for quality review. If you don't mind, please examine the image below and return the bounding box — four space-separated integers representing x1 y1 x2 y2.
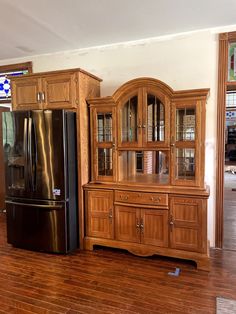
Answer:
6 200 70 253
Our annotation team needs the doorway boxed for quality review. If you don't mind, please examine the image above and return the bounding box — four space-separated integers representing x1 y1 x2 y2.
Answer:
216 31 236 248
224 91 236 250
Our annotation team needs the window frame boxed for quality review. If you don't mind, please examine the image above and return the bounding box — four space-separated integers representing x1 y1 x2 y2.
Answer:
0 61 32 104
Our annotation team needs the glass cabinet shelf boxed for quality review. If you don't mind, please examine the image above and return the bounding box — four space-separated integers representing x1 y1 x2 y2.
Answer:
97 112 112 142
118 150 169 184
97 148 113 176
175 148 195 180
176 108 195 141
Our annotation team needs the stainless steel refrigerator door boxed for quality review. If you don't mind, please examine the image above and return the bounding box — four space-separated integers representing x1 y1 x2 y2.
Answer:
6 199 68 253
2 111 29 198
29 110 66 201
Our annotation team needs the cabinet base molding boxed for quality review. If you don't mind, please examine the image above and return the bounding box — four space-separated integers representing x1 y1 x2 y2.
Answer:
84 237 210 271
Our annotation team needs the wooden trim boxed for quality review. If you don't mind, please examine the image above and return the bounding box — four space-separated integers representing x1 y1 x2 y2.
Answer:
0 61 32 73
216 32 236 248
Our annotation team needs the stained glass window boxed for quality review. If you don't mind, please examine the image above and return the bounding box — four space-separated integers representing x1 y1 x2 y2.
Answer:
228 42 236 81
0 69 29 101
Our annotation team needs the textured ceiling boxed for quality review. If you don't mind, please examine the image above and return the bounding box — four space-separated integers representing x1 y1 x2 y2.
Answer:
0 0 236 61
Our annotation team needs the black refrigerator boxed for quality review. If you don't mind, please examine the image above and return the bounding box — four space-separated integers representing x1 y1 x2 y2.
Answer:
2 109 78 253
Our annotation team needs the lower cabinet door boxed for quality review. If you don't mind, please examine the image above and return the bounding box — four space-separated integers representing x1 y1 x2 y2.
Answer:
115 206 140 243
169 196 207 253
141 209 169 247
86 190 114 239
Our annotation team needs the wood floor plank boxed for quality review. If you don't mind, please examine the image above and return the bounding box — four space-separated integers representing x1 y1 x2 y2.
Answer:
0 213 236 313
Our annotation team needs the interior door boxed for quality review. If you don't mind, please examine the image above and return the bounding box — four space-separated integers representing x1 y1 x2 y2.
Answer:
0 106 10 210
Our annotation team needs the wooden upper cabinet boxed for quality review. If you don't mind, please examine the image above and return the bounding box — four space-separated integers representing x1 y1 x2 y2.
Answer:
87 78 209 188
117 87 170 149
11 77 42 110
169 196 207 253
11 68 102 111
42 73 77 109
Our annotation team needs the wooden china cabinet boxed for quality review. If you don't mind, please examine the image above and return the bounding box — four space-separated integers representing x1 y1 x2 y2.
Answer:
84 78 210 270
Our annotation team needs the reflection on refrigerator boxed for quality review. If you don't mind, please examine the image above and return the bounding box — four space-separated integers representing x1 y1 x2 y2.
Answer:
2 109 78 253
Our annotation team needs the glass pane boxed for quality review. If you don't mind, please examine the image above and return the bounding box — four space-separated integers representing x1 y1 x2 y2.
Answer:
118 150 169 184
176 108 195 141
97 112 112 142
147 94 165 142
228 42 236 81
176 148 195 180
98 148 113 176
121 96 138 143
2 112 27 190
226 91 236 108
0 69 29 101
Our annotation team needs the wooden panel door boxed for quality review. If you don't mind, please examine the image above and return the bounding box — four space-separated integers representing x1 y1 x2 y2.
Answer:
42 73 77 109
0 107 10 210
169 196 206 253
141 209 168 247
115 205 140 243
86 190 114 239
11 77 42 110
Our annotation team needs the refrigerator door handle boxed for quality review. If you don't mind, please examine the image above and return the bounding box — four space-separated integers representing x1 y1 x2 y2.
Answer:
23 118 28 188
28 117 33 190
5 200 63 209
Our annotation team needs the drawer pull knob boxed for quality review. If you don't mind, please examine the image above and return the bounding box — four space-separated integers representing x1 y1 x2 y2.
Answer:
120 195 129 200
151 196 161 202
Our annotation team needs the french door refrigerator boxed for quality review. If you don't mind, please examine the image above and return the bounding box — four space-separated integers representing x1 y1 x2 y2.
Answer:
2 109 78 253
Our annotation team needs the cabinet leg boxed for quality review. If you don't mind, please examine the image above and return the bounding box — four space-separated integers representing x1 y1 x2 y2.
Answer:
84 238 94 251
196 257 210 271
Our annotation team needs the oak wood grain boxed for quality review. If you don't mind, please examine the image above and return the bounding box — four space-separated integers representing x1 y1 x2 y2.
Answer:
0 213 236 313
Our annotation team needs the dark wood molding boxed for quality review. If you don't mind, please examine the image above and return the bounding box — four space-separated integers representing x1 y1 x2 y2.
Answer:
0 61 32 73
216 31 236 248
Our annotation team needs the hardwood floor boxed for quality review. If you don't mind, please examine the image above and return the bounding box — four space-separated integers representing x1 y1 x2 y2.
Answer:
0 213 236 313
224 171 236 250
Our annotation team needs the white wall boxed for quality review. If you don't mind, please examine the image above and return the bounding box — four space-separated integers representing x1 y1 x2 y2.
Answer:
0 29 225 246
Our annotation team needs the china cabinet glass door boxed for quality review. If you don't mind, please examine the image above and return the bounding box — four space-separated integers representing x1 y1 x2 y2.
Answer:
171 102 200 186
143 90 169 148
92 107 116 181
118 91 143 148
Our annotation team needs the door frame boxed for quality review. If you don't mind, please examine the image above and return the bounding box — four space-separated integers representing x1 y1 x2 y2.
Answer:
216 31 236 247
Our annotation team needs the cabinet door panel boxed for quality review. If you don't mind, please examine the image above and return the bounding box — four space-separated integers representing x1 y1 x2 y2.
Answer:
11 78 42 110
115 206 140 243
91 106 116 182
42 73 77 109
86 190 114 239
170 197 207 253
141 209 168 247
171 102 201 187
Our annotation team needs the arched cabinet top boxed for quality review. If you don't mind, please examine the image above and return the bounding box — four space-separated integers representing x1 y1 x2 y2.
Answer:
112 77 174 102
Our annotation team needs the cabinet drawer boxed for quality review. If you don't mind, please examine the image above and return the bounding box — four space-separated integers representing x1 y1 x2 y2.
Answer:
115 190 168 206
